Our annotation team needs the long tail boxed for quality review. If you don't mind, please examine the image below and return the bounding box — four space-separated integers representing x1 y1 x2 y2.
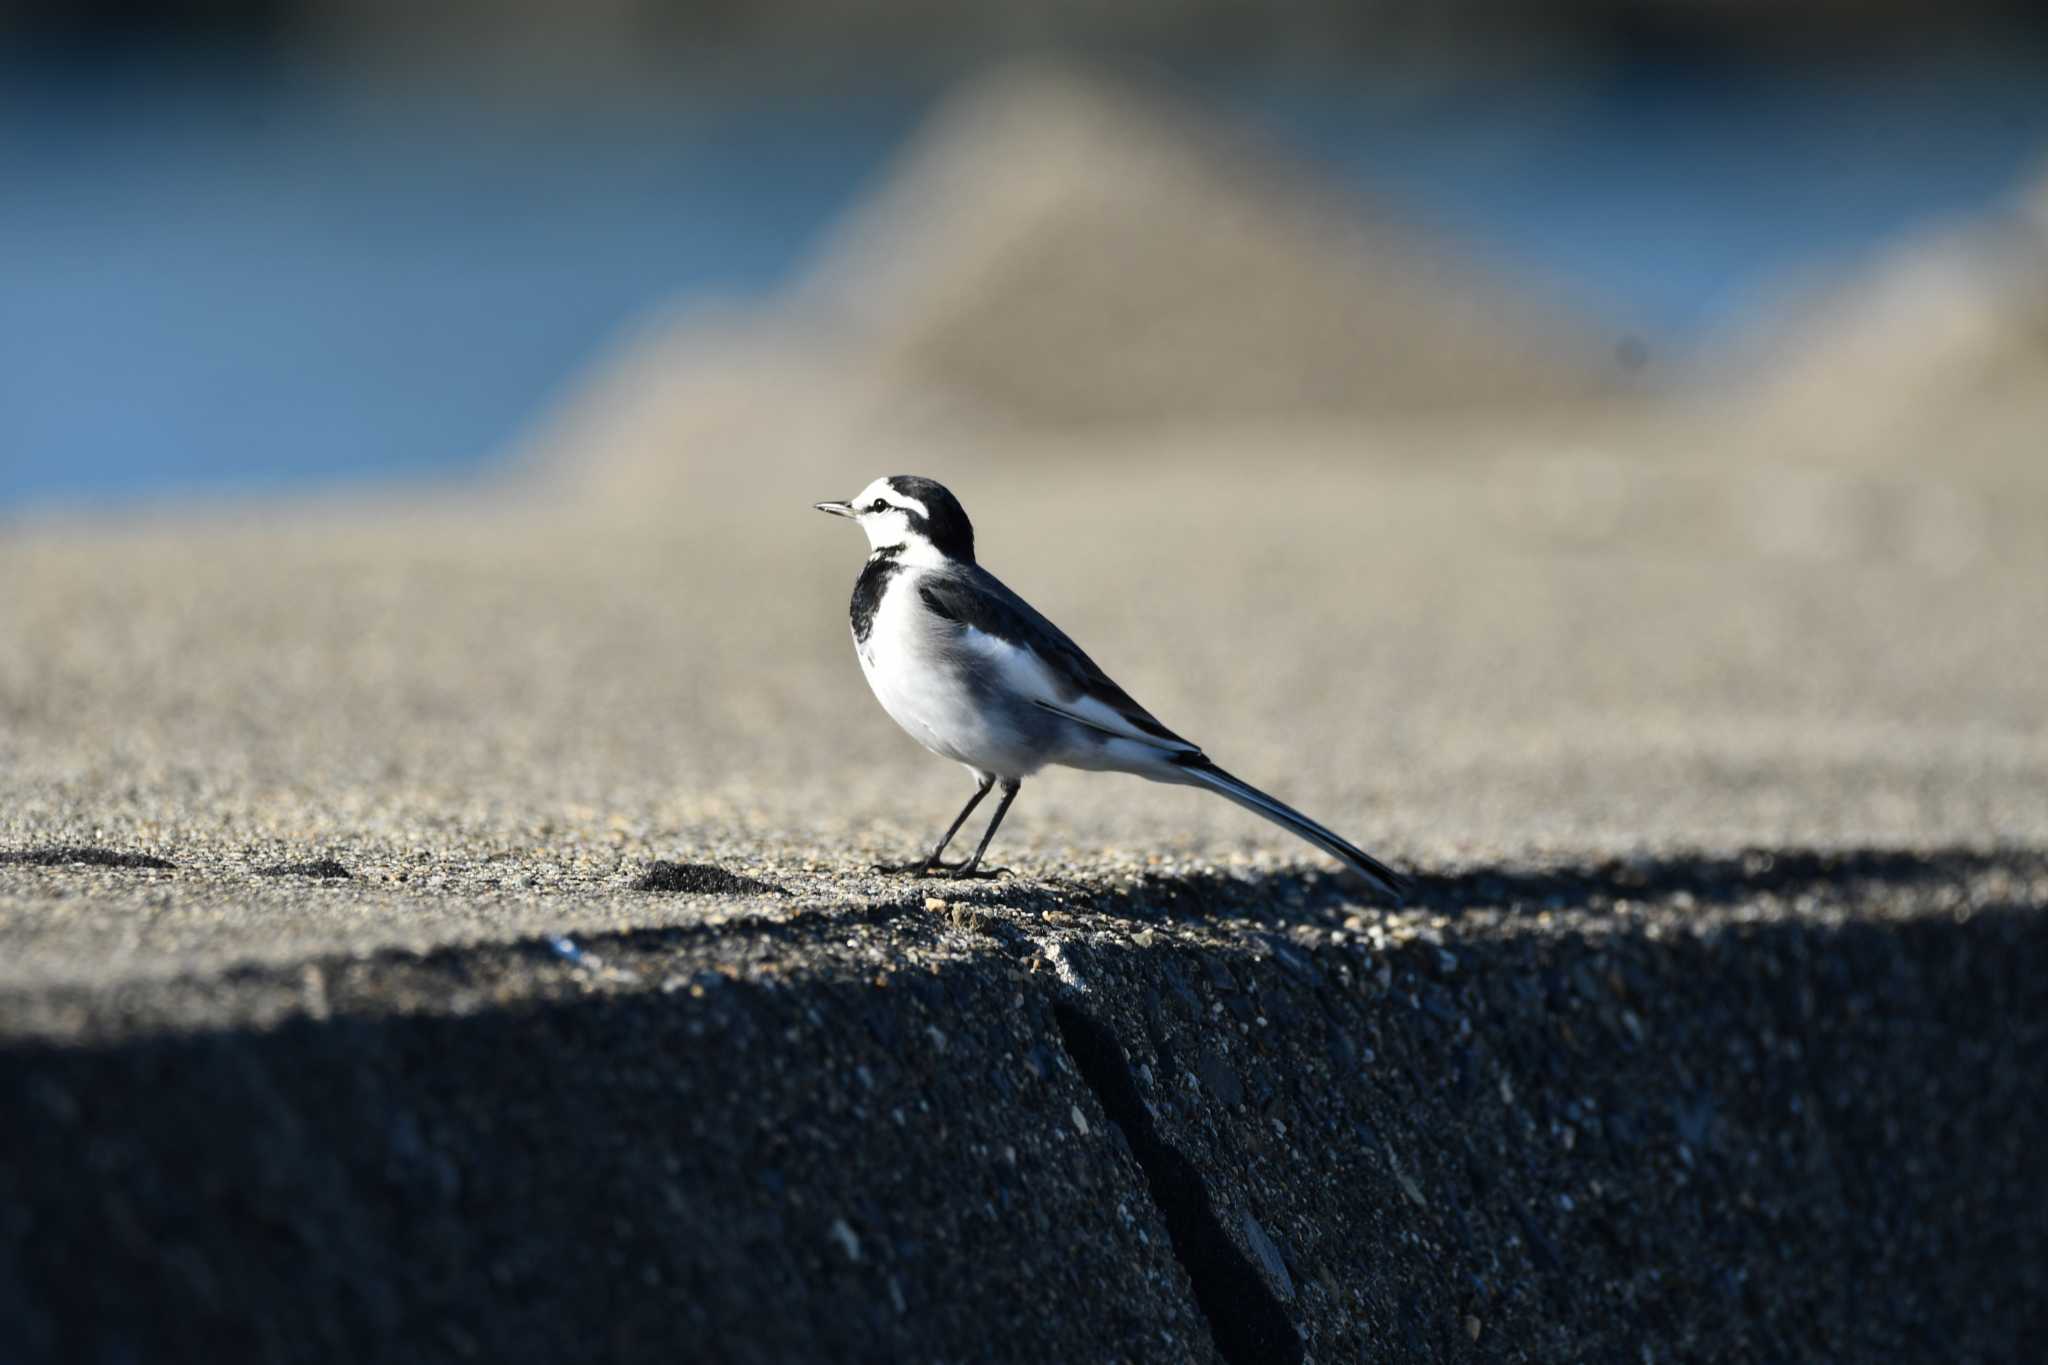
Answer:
1174 756 1410 904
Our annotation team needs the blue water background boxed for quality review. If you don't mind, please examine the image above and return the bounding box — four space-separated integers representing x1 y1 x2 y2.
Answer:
3 55 2045 509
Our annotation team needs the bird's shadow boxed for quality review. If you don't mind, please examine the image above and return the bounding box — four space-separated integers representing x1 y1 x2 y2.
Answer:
934 845 2030 930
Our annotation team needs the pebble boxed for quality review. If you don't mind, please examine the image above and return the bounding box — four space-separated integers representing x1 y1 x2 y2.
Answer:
1239 1211 1295 1302
1387 1147 1428 1207
827 1218 861 1263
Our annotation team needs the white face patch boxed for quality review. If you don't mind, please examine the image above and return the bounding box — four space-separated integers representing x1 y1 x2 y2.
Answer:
849 477 927 520
850 477 931 554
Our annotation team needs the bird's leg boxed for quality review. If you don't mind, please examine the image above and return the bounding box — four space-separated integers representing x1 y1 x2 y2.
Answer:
873 777 993 875
949 778 1021 879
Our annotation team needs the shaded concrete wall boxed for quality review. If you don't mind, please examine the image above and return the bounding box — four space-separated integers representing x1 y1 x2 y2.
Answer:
3 852 2042 1362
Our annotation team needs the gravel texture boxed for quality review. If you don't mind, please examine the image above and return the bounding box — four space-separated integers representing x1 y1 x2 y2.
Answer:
3 438 2045 1360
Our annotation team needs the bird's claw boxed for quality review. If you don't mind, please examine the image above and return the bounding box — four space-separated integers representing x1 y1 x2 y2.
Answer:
871 859 1012 880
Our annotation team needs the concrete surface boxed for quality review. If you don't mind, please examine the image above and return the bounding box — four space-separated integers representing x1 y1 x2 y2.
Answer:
4 434 2046 1360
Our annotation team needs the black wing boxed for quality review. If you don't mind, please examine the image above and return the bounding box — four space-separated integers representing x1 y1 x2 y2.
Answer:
916 565 1197 751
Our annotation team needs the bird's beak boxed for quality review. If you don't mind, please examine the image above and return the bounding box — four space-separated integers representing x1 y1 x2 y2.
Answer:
813 500 855 518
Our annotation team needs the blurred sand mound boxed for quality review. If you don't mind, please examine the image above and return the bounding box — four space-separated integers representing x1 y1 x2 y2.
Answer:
805 65 1623 426
1741 158 2048 465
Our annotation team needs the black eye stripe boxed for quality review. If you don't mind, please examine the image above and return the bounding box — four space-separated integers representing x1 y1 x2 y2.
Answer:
876 476 974 562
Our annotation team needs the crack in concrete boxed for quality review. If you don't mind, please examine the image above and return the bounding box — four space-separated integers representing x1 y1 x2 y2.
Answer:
1053 1001 1302 1365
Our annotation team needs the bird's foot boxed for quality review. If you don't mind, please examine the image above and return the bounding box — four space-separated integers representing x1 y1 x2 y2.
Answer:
931 862 1011 881
871 853 1015 879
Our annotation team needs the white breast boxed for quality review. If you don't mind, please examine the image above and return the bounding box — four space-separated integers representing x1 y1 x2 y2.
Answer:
854 568 1046 779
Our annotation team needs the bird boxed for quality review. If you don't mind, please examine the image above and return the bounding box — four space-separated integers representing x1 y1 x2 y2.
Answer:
814 475 1408 902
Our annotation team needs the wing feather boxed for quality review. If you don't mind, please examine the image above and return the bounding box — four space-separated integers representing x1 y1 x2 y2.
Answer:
916 570 1198 754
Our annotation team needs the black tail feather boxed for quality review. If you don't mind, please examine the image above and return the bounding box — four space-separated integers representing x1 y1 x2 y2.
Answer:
1173 756 1409 904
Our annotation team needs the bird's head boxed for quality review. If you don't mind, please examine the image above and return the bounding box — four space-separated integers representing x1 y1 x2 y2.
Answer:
815 475 975 564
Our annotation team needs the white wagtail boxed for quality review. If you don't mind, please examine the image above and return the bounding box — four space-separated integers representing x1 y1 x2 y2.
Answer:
815 475 1408 902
